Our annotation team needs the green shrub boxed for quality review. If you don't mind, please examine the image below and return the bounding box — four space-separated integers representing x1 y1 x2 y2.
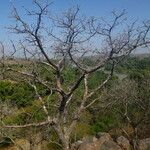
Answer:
90 115 116 134
88 71 107 89
0 81 14 101
11 83 35 108
72 123 92 140
0 81 35 108
129 71 144 81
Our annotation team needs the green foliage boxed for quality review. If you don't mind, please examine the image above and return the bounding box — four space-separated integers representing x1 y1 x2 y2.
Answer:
88 71 107 89
37 64 55 82
0 55 150 141
4 112 29 125
47 129 62 150
129 71 144 81
90 115 116 134
72 123 92 140
11 83 34 108
105 56 150 73
30 105 46 122
3 101 46 125
0 81 35 108
63 68 79 84
0 81 14 101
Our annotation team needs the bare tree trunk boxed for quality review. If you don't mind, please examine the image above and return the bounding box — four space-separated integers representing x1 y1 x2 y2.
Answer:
54 125 71 150
59 133 70 150
133 127 139 150
62 141 70 150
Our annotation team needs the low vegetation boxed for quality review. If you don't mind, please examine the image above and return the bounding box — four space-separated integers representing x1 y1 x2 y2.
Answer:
0 55 150 149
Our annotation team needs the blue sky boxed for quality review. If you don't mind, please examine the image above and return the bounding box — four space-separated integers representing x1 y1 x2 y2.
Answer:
0 0 150 43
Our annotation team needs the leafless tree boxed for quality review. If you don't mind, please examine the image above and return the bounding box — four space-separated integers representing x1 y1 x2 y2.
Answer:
102 79 150 150
1 0 150 149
